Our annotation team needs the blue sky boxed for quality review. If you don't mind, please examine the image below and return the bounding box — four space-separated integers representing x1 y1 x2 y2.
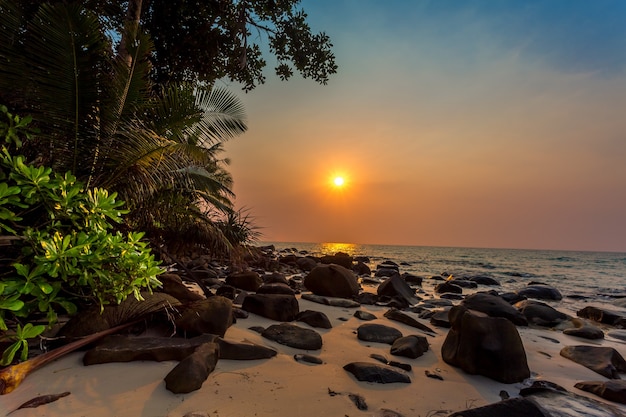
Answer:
224 0 626 251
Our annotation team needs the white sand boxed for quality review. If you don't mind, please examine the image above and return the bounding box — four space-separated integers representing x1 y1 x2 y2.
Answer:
2 296 626 417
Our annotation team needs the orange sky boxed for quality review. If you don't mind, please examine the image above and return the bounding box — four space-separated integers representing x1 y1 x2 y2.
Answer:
223 1 626 252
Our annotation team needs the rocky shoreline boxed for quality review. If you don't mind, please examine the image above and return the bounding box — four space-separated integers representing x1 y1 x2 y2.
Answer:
3 245 626 416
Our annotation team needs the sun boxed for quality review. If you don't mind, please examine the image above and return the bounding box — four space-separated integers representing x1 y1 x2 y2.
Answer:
333 176 345 187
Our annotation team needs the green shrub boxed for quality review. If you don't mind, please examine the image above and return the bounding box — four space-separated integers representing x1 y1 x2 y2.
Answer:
0 110 162 364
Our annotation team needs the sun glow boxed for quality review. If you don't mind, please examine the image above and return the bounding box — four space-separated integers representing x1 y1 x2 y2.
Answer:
333 176 345 187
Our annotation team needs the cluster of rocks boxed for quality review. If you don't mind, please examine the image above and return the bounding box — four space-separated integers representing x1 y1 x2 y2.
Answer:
51 246 626 414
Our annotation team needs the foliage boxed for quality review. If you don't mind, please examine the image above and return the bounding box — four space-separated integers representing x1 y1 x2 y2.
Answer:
0 1 253 253
0 323 44 366
4 0 338 91
0 115 162 363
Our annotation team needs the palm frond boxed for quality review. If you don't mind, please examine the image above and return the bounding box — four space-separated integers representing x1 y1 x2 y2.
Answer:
192 86 248 148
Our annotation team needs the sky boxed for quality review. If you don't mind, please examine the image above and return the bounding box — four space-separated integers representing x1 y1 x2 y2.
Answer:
222 0 626 252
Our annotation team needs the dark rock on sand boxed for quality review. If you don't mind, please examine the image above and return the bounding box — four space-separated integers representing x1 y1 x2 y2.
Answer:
256 282 295 295
376 268 400 278
320 253 353 269
241 294 299 321
377 273 421 306
514 299 569 327
261 323 323 350
383 308 436 334
304 264 360 298
225 271 263 292
500 292 527 304
390 335 429 359
357 323 403 345
563 318 604 340
462 292 528 326
164 342 219 394
608 329 626 342
577 306 626 328
434 282 463 294
441 305 530 383
560 345 626 378
300 293 361 308
353 261 371 276
158 273 205 303
343 362 411 384
294 353 323 364
402 273 423 286
574 380 626 404
175 296 233 337
430 309 452 328
215 285 237 300
447 278 478 289
296 310 332 329
448 397 549 417
517 284 562 301
354 310 377 321
354 292 379 305
296 256 318 272
84 334 276 365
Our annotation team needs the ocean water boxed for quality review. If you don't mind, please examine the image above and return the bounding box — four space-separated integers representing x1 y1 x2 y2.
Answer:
263 242 626 314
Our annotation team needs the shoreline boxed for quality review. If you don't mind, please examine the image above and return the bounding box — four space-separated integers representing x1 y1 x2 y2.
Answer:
2 249 626 417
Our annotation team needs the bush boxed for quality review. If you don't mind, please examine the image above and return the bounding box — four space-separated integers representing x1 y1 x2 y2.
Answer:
0 108 162 364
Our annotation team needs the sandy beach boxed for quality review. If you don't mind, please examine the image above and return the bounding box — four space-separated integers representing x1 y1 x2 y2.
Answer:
2 281 626 417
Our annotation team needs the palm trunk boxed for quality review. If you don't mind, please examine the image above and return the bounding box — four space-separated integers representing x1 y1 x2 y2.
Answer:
118 0 143 67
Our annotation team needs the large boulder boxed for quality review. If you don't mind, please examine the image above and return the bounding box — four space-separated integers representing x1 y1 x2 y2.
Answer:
390 335 429 359
158 273 205 303
577 306 626 328
296 310 332 329
441 305 530 383
320 253 353 269
357 323 403 345
462 292 528 326
261 323 322 350
175 296 233 337
574 380 626 404
164 342 219 394
225 271 263 292
434 282 463 295
241 294 299 322
343 362 411 384
304 264 360 298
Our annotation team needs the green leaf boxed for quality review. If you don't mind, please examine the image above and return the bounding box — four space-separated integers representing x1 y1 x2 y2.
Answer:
20 323 45 339
0 342 21 365
0 298 25 311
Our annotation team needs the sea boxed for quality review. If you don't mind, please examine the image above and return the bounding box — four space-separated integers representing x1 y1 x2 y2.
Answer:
261 242 626 315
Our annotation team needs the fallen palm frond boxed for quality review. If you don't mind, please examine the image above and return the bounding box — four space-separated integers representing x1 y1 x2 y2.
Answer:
0 320 138 394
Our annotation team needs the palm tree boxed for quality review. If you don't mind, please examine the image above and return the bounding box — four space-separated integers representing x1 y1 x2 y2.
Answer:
0 1 248 254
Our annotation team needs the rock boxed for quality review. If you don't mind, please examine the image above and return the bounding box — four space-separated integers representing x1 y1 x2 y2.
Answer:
574 380 626 404
390 335 429 359
175 296 233 337
261 323 323 350
158 273 205 302
560 345 626 378
563 318 604 340
304 264 360 298
164 342 219 394
343 362 411 384
215 285 237 299
217 339 277 360
376 268 399 278
256 282 296 295
402 273 423 286
434 282 463 294
300 293 361 308
355 292 379 305
225 271 263 291
448 397 548 417
462 292 528 326
294 353 323 365
514 299 569 327
501 292 527 304
430 309 452 328
377 273 421 306
241 294 299 321
296 256 318 272
320 254 353 269
296 310 332 329
263 272 289 285
608 330 626 341
357 323 403 345
83 335 276 364
448 279 478 289
354 310 377 321
83 334 218 365
383 308 436 334
441 305 530 383
353 261 371 276
577 306 626 328
517 284 562 301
